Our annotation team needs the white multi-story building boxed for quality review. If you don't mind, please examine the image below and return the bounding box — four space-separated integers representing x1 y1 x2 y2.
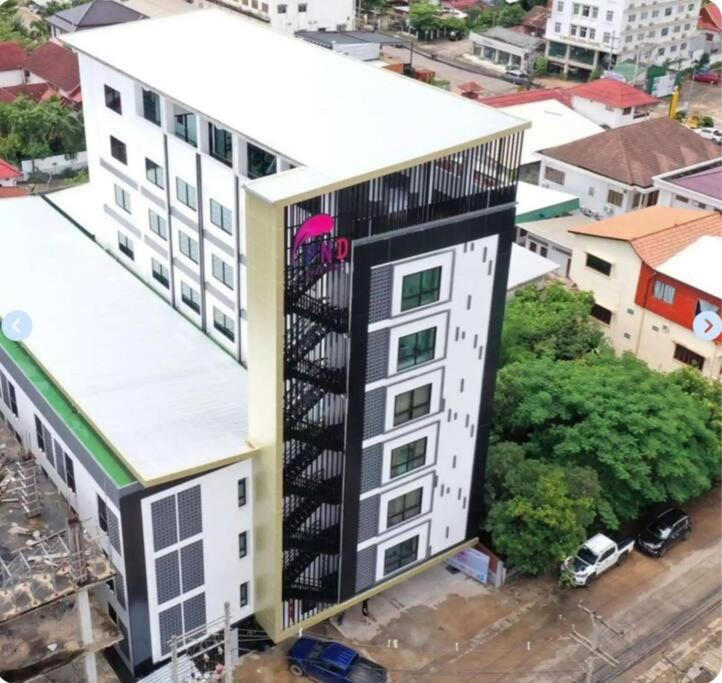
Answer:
0 8 528 680
545 0 701 76
230 0 355 34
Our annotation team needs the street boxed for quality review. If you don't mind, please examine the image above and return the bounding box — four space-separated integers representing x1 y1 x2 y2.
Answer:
235 487 721 682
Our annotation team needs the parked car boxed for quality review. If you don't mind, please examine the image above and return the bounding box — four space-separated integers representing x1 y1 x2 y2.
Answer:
288 637 387 683
562 533 635 586
637 507 691 557
694 127 722 145
693 71 721 84
503 68 529 85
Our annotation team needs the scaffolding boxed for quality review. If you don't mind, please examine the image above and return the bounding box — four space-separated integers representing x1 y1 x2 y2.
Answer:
0 424 122 682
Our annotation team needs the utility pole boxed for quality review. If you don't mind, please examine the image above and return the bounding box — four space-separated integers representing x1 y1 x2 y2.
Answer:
569 602 623 681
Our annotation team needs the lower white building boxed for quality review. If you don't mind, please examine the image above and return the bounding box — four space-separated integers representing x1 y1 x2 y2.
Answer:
469 26 543 72
231 0 354 34
0 196 256 676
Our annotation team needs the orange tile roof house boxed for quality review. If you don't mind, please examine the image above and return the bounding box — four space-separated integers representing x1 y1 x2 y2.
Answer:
565 79 658 128
566 207 722 377
536 118 721 219
24 42 81 102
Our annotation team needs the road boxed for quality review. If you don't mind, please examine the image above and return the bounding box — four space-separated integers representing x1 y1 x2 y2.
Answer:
235 487 721 682
380 44 517 96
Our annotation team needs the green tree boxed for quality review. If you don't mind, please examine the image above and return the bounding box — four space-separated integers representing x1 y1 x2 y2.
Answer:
588 67 603 81
486 459 600 574
409 2 440 36
492 354 722 527
533 56 549 76
669 366 722 434
440 16 468 37
501 283 606 366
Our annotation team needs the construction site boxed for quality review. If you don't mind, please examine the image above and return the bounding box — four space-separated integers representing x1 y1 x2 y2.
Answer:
0 423 121 682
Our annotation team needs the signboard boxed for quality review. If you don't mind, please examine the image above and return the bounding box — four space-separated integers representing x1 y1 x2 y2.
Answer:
292 214 349 276
447 547 490 584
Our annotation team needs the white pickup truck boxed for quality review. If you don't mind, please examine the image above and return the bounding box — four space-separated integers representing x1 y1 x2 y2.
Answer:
562 533 635 586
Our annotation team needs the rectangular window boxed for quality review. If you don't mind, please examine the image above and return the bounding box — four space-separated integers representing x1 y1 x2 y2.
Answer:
148 210 167 239
151 258 169 288
179 231 199 263
118 231 134 260
174 109 197 146
97 495 108 533
7 382 17 417
674 344 705 370
35 415 45 452
277 3 287 12
247 143 277 179
573 3 579 14
384 536 419 575
401 267 441 311
65 454 76 492
114 185 131 213
145 158 164 188
696 299 719 316
585 253 612 276
142 88 161 125
390 437 427 478
212 254 234 289
213 307 235 341
393 384 432 426
543 166 565 185
606 10 613 20
240 582 248 607
238 478 247 507
104 85 121 114
653 280 676 304
299 2 307 10
387 488 423 528
397 327 436 370
555 22 562 32
607 189 624 206
209 123 233 166
181 282 201 313
210 199 233 234
590 303 612 325
108 604 117 624
110 136 127 165
238 531 247 558
570 24 578 36
557 1 563 10
176 178 197 211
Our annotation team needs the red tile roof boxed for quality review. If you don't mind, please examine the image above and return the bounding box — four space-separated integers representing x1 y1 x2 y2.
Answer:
699 2 722 32
522 6 550 31
0 82 57 104
570 207 722 267
0 158 22 181
479 88 572 108
568 78 658 108
0 41 27 72
24 42 80 95
540 118 721 187
0 186 28 198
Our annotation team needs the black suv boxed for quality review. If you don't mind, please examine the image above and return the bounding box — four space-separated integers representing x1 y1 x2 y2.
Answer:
637 507 691 557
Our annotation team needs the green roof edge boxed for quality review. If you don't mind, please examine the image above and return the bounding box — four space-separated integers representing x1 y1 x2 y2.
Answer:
0 332 137 488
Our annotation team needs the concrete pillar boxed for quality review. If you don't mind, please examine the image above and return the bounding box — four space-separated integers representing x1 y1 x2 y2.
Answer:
563 44 571 76
76 589 98 683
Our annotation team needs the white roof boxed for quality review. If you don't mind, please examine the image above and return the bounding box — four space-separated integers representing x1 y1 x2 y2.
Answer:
507 243 559 290
0 196 253 487
657 236 722 299
62 9 526 204
516 181 579 218
519 214 596 250
584 534 615 555
500 99 603 166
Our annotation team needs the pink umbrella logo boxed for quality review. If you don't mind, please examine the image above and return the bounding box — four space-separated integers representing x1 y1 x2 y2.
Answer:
292 214 349 265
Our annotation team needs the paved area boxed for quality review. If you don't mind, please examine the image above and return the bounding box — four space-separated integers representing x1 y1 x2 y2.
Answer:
380 44 516 96
234 487 721 682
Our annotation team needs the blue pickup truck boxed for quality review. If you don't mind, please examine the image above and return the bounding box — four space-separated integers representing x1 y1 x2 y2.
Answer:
288 637 387 683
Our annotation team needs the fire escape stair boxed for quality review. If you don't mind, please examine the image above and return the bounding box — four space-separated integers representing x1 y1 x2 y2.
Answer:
283 572 339 602
286 359 346 395
284 522 340 554
286 294 348 335
284 474 342 504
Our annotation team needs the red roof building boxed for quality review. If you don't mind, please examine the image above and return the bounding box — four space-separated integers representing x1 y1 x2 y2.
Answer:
519 6 550 38
698 1 722 32
479 88 572 108
0 41 27 73
0 158 22 186
24 42 81 101
568 79 658 109
0 82 58 104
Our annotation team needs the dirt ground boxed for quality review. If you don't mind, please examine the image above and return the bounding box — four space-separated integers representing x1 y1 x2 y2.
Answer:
234 487 721 682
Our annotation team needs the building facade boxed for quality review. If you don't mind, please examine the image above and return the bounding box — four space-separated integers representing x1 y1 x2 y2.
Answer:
230 0 355 35
545 0 701 76
0 10 529 680
654 159 722 211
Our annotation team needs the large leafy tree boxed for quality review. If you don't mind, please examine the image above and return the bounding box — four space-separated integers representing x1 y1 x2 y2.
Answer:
409 2 440 35
492 354 722 528
500 282 606 366
0 96 84 164
486 458 600 574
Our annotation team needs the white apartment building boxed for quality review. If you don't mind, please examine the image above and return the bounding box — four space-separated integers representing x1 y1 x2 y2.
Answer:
229 0 355 34
546 0 701 76
0 9 528 680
